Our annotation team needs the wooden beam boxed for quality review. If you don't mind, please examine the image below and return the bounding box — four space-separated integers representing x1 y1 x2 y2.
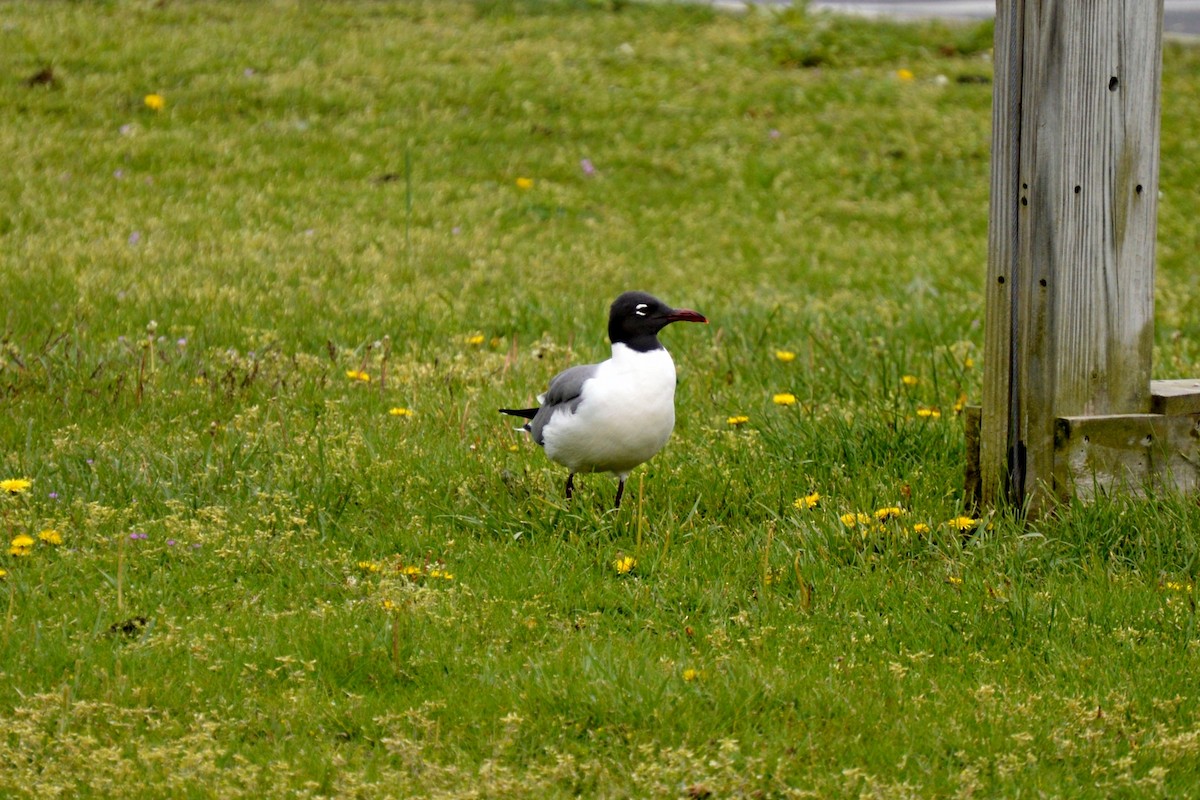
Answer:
1054 412 1200 500
979 0 1165 512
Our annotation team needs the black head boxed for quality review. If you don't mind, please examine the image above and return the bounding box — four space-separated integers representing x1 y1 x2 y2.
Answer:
607 291 708 352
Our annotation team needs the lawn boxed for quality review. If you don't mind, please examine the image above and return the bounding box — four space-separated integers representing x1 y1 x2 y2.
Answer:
2 1 1200 796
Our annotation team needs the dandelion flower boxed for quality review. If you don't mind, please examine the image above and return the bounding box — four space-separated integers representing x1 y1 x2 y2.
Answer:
947 516 978 531
964 357 975 369
954 394 968 414
947 576 963 586
144 93 165 111
897 69 915 82
874 507 905 522
388 407 414 417
466 334 485 346
1 478 32 494
37 529 63 546
726 415 750 426
775 350 796 363
840 512 871 527
399 565 423 578
901 375 919 387
9 535 34 556
357 560 382 573
613 555 637 575
773 393 797 406
682 668 701 682
793 492 821 511
345 369 370 382
0 568 6 578
1164 580 1193 592
515 177 533 190
916 407 942 419
912 522 931 534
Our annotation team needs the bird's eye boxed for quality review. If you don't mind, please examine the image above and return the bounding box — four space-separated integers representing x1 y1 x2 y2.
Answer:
635 303 648 316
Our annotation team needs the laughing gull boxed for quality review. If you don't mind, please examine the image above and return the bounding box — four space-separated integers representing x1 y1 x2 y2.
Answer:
500 291 708 509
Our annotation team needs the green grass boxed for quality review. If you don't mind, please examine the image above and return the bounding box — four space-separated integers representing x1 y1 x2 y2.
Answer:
3 1 1200 796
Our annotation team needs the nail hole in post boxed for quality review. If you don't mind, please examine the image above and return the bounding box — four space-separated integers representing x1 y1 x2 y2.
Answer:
1136 184 1144 195
1108 76 1119 91
997 276 1006 285
1074 185 1081 194
1039 279 1047 288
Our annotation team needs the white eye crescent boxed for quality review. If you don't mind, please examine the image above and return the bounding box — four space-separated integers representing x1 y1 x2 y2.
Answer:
635 303 648 316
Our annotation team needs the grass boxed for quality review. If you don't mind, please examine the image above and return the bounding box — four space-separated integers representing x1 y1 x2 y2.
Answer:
2 0 1200 796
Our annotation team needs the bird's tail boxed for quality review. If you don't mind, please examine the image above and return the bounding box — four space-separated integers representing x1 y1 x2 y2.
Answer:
499 408 537 420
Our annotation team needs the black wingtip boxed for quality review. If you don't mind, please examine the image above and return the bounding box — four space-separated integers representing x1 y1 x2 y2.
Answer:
499 408 538 420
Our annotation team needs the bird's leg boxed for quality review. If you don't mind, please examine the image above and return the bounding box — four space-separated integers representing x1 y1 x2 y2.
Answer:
565 473 575 501
613 476 626 510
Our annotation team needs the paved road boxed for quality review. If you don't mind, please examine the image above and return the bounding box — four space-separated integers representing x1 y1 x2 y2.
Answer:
735 1 1200 36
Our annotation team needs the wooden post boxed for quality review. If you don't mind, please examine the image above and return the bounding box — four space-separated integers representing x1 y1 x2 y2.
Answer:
968 0 1200 511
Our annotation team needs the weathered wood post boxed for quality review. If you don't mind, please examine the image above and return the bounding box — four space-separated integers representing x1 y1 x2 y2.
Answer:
967 0 1200 512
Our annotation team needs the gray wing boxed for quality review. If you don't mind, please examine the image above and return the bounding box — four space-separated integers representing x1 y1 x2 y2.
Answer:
528 363 598 446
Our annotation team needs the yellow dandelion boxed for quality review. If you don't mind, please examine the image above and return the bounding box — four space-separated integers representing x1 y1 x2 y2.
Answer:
874 506 906 522
1 478 32 494
901 375 919 387
37 529 63 546
515 177 534 190
947 576 963 586
381 598 399 611
912 522 931 534
9 534 34 557
897 69 915 82
357 560 382 573
466 334 485 346
388 407 414 417
507 444 520 452
964 357 975 369
953 394 968 414
428 569 454 581
775 350 796 363
947 516 978 531
399 565 423 578
773 393 797 406
916 407 942 419
840 512 871 528
144 93 165 111
0 568 6 578
682 668 701 682
793 492 821 511
345 369 370 383
1164 580 1193 592
727 415 750 426
613 555 637 575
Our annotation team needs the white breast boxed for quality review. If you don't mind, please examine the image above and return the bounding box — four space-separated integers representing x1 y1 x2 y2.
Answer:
541 344 678 475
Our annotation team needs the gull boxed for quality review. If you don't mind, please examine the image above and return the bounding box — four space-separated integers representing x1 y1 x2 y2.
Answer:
501 291 708 509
